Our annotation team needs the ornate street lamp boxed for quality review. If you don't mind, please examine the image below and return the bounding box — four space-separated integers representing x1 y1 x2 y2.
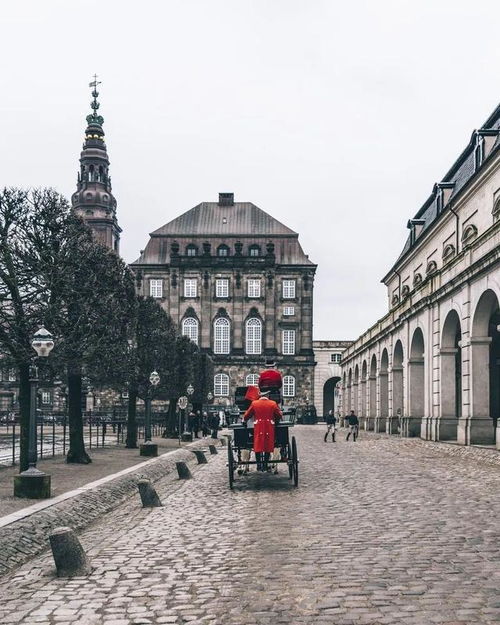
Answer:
182 384 195 439
207 392 213 402
14 327 54 499
140 370 160 457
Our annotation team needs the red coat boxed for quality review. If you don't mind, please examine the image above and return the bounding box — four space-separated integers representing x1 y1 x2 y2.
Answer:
243 398 282 453
258 369 283 389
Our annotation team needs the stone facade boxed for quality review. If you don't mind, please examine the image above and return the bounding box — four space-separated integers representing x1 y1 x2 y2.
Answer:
131 193 317 407
340 103 500 448
312 340 352 417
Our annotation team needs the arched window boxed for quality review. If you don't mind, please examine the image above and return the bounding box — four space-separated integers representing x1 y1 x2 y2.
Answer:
461 224 478 247
426 260 438 276
401 285 410 299
186 244 197 257
214 373 230 396
246 373 259 386
442 244 455 263
214 317 230 354
249 245 260 257
217 244 230 257
245 318 262 354
182 317 199 345
283 375 296 397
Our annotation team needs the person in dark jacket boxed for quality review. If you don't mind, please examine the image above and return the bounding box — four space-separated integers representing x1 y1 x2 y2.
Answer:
346 410 359 441
324 410 337 442
208 412 219 439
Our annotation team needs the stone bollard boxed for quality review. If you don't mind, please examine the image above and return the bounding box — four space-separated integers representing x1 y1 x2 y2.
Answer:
220 437 227 447
49 527 92 577
192 450 208 464
137 479 163 507
176 461 192 479
208 444 218 455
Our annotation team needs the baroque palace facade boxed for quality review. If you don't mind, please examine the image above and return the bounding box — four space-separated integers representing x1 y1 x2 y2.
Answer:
130 193 317 406
340 103 500 448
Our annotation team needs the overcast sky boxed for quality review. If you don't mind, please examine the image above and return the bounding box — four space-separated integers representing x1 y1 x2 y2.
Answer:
2 0 500 340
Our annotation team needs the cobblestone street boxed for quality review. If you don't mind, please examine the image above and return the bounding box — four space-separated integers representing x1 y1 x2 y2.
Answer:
0 426 499 625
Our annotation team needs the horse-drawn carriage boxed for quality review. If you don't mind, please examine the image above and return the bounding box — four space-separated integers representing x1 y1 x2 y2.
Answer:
226 385 299 489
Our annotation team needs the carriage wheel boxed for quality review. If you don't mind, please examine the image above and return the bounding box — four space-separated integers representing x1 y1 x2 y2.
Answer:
228 442 235 490
286 442 293 480
291 436 299 487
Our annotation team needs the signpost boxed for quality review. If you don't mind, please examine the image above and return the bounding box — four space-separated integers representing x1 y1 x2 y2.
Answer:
177 396 188 446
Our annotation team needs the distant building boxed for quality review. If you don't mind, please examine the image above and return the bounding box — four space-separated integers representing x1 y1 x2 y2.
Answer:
340 102 500 447
312 340 352 417
131 193 317 405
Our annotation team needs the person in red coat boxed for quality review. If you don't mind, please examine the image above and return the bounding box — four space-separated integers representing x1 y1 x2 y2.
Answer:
243 392 282 471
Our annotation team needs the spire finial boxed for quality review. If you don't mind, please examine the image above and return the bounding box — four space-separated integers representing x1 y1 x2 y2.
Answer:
86 74 104 126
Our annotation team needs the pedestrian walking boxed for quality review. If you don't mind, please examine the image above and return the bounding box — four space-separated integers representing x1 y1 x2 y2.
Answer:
192 410 201 438
208 412 219 439
345 410 359 441
324 409 337 442
201 411 209 437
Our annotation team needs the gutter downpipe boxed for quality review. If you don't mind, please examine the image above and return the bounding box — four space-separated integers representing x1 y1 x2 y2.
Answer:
449 205 460 253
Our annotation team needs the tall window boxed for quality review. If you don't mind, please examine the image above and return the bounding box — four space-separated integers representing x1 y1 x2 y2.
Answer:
283 279 296 299
247 279 261 298
282 329 296 355
249 245 260 257
217 245 230 257
214 373 229 396
186 245 197 257
184 279 197 298
150 279 163 298
182 317 199 345
283 306 295 316
283 375 295 397
245 318 262 354
216 279 229 298
245 373 259 386
330 353 341 364
214 317 230 354
41 391 52 405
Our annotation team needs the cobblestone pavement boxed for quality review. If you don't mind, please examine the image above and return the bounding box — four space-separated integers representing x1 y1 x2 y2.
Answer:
0 427 499 625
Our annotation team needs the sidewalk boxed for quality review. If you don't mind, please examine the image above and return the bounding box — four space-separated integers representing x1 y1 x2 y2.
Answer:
0 435 203 517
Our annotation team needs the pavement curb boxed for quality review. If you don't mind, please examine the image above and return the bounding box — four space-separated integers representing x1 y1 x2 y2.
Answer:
0 439 215 577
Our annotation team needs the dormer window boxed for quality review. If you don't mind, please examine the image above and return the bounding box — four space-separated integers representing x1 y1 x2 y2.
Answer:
217 245 230 257
407 218 426 245
249 245 260 257
186 244 198 257
461 224 478 247
474 134 485 171
436 188 443 213
442 244 456 264
426 260 438 276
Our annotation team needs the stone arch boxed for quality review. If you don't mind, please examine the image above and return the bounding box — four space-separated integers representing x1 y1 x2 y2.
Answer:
360 360 368 421
440 309 462 441
407 327 424 437
353 364 359 415
378 349 388 432
323 377 341 417
469 289 500 444
367 354 377 429
347 368 353 414
391 340 404 434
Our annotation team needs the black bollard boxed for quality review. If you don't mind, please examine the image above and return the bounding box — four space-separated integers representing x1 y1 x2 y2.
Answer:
137 479 163 507
49 527 92 577
220 437 227 447
208 444 218 455
192 450 208 464
176 461 192 479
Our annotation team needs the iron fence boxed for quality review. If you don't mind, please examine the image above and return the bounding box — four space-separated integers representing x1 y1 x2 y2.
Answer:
0 411 168 467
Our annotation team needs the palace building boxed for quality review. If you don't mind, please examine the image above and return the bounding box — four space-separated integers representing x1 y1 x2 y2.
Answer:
130 193 317 405
340 102 500 448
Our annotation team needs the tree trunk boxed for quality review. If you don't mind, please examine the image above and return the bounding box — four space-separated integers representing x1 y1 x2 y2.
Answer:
18 362 31 472
126 387 138 448
163 398 178 438
66 367 91 464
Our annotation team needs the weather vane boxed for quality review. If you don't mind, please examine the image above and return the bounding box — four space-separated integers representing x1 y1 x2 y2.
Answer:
87 74 104 126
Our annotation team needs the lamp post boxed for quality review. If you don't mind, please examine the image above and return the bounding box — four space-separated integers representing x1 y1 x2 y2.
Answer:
140 370 160 457
182 383 195 441
14 327 54 499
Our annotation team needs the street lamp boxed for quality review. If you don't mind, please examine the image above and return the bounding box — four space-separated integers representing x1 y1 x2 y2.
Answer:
182 383 195 439
140 370 160 457
207 392 213 402
14 327 54 499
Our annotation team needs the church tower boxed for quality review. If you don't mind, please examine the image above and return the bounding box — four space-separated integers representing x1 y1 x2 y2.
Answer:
71 78 121 252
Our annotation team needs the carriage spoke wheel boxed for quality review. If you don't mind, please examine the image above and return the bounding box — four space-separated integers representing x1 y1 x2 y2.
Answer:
286 442 293 480
228 442 235 489
291 436 299 487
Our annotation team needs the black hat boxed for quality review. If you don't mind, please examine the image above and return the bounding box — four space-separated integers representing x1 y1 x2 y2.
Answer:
265 358 276 367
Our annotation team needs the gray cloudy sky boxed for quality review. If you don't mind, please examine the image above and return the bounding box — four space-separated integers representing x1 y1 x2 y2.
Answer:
2 0 500 340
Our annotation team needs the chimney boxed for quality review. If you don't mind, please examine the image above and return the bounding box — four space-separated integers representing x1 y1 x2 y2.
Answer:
218 192 234 206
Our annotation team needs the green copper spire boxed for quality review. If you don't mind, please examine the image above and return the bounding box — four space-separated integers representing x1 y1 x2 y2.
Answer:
86 74 104 126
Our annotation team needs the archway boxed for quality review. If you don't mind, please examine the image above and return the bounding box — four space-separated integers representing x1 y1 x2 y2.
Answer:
347 369 352 414
323 377 341 417
367 354 377 430
440 310 461 441
360 360 368 426
407 328 424 437
353 365 359 415
378 349 388 432
469 289 500 444
391 340 404 435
